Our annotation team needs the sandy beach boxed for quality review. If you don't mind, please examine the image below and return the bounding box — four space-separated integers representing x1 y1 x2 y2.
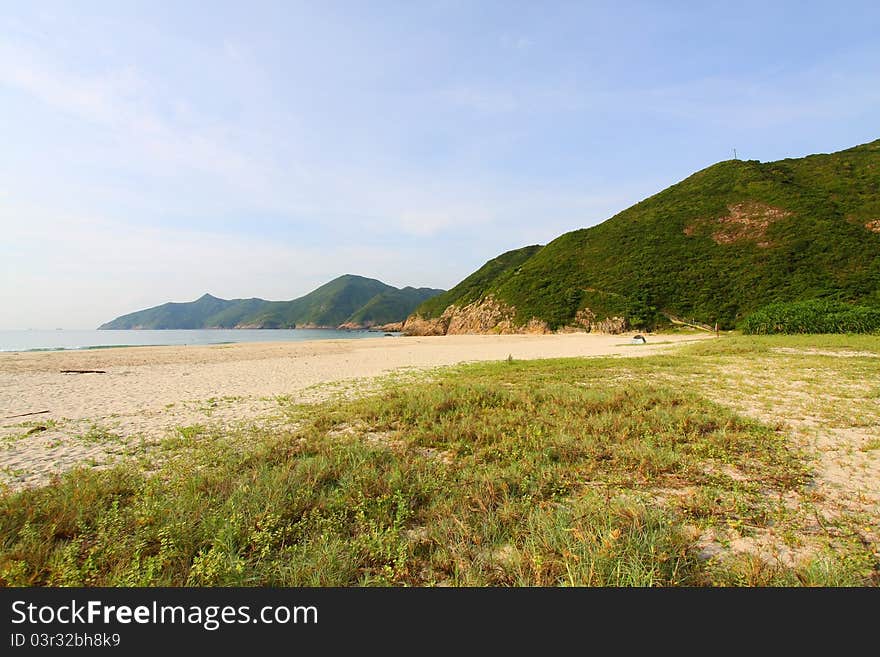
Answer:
1 332 709 489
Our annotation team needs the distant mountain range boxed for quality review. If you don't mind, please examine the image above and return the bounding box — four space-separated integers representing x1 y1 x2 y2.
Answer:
405 138 880 335
99 275 444 330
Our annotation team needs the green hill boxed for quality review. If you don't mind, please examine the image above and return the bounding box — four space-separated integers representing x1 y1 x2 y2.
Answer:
408 139 880 332
196 297 272 328
98 293 245 330
99 275 444 329
344 287 446 327
237 275 395 329
414 245 543 319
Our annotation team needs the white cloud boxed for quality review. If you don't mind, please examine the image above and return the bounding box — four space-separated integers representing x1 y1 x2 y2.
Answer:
0 41 142 126
500 34 535 51
0 38 299 204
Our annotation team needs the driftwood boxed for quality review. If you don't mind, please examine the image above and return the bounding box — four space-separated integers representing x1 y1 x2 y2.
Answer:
60 369 106 374
663 313 715 333
3 410 50 419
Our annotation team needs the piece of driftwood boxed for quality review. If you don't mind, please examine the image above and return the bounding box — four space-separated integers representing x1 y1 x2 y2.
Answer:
60 369 107 374
3 409 50 419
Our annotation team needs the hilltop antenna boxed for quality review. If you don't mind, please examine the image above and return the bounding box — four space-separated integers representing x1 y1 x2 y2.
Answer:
733 148 738 160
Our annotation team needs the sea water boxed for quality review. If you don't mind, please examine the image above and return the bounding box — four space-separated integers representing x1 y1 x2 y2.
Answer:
0 328 394 352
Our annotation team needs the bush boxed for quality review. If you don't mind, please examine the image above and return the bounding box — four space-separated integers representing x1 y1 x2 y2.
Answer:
741 300 880 334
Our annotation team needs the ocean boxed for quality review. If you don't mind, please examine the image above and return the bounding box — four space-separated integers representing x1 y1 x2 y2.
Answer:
0 328 393 352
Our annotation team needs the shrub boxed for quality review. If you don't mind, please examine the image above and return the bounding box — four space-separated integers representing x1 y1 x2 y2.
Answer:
740 300 880 334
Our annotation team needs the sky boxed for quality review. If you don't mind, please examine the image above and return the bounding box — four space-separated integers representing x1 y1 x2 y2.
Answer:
2 1 879 329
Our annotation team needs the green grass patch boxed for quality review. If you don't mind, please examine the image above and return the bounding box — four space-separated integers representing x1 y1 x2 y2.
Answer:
77 424 122 444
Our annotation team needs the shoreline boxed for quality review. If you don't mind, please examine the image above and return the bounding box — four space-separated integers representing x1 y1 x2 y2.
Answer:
0 331 708 373
0 327 389 355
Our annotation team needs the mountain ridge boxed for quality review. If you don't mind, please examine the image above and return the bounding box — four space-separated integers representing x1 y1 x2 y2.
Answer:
99 275 444 330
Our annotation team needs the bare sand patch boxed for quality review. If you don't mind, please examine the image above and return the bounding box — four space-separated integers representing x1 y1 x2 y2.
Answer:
672 353 880 567
771 347 879 358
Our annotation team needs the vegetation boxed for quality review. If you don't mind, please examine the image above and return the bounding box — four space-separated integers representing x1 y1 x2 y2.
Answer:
98 276 444 329
412 139 880 330
345 287 444 327
2 335 877 586
742 300 880 334
415 245 543 319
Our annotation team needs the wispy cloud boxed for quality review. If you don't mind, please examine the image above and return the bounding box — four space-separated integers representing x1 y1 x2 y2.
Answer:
0 53 141 127
0 38 291 200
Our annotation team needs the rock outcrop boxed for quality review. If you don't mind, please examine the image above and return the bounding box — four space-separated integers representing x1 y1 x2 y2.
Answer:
685 202 792 248
403 296 543 336
403 296 627 336
336 321 404 331
373 322 404 332
558 307 628 334
400 315 448 336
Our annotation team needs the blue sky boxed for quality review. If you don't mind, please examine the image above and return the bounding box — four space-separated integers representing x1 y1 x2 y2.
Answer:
2 1 879 328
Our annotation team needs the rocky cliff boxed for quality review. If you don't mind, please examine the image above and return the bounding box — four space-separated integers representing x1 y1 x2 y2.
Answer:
402 296 627 336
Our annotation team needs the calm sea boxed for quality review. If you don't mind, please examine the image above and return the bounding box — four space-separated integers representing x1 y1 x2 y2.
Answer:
0 328 393 352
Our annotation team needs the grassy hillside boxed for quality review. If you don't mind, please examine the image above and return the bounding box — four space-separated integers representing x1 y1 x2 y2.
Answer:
198 298 271 328
414 140 880 329
346 287 446 327
415 245 543 319
241 275 394 328
99 275 444 329
98 293 250 330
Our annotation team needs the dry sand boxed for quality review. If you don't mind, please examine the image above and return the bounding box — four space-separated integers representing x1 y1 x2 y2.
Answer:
0 332 708 489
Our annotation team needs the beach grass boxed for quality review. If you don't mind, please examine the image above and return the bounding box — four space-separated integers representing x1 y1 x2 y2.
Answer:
1 335 878 586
